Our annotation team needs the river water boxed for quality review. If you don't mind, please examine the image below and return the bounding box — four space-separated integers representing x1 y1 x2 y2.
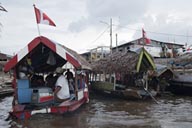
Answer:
0 94 192 128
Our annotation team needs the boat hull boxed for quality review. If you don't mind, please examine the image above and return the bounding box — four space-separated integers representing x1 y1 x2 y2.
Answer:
91 81 156 100
168 80 192 95
10 91 89 119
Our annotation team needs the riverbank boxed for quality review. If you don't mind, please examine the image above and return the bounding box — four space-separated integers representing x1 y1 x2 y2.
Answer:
0 71 14 97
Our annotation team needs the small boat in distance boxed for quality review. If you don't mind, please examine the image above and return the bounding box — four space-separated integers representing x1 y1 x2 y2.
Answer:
167 52 192 95
90 48 159 101
168 72 192 95
4 36 91 119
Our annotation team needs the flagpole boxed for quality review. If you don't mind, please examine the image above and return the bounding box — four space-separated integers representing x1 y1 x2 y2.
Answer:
142 28 145 48
36 22 41 36
33 4 41 36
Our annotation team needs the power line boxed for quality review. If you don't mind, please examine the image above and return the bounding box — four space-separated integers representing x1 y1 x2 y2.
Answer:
90 26 110 44
89 20 192 51
112 24 192 38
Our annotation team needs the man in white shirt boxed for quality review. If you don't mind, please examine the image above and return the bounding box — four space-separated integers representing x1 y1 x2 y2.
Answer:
54 67 70 102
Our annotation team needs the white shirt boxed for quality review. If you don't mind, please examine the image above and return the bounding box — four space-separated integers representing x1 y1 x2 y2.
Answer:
19 66 28 79
55 75 70 99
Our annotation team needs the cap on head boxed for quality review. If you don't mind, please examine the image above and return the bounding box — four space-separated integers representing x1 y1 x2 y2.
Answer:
55 67 64 74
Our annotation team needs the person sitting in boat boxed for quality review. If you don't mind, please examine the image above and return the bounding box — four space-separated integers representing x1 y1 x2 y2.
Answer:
45 73 58 90
31 74 45 87
147 69 160 93
54 67 70 103
77 71 87 89
65 69 75 93
18 59 33 79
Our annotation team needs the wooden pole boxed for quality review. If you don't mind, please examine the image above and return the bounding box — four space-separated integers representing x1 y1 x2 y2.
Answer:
33 4 41 36
74 69 78 99
142 29 145 48
110 18 112 54
113 73 116 90
116 33 118 52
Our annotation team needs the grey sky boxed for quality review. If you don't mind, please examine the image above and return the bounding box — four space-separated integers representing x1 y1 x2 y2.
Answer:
1 0 192 55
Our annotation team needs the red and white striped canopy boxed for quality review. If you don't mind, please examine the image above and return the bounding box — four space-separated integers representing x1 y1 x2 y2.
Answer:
4 36 82 72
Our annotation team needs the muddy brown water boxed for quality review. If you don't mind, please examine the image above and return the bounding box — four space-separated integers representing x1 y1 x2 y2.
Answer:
0 94 192 128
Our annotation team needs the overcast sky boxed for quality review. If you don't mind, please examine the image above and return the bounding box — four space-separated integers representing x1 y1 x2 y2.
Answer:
1 0 192 55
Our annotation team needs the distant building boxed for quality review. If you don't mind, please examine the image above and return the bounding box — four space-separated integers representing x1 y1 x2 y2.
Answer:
81 38 185 63
0 52 12 71
112 38 184 58
81 46 110 62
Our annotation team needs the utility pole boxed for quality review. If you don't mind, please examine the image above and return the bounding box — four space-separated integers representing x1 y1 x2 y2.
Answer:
110 18 112 54
116 33 118 52
186 29 188 46
100 18 113 54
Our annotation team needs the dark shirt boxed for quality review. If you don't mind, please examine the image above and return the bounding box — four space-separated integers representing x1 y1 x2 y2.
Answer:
65 71 73 80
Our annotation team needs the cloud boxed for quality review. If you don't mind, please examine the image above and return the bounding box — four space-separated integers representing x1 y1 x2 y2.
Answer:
86 0 150 21
132 10 192 44
68 17 88 32
64 0 192 50
2 0 192 55
68 0 151 32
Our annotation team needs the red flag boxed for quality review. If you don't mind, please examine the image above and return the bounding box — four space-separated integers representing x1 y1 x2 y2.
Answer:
34 5 56 27
142 28 151 44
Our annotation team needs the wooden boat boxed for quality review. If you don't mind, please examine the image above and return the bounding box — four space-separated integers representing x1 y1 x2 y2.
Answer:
91 81 157 100
165 52 192 95
4 36 91 119
90 48 158 101
168 72 192 95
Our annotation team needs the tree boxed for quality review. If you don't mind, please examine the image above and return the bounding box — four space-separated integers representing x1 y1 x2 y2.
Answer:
0 4 7 12
0 3 7 34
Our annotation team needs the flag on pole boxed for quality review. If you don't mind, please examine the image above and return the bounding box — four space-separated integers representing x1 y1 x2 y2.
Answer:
142 28 151 44
34 5 56 27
